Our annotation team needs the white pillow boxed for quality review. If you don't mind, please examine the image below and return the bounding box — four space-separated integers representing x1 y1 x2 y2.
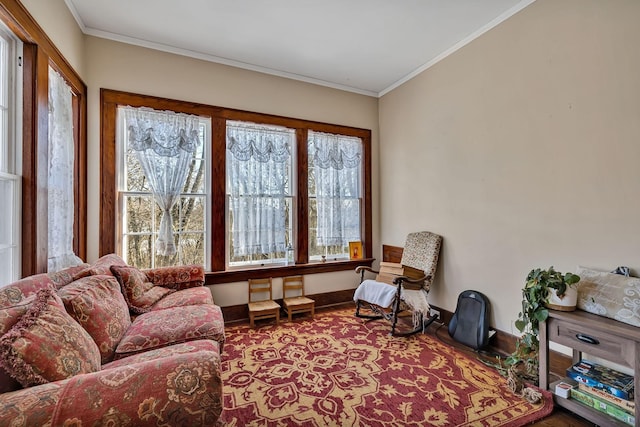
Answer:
576 266 640 327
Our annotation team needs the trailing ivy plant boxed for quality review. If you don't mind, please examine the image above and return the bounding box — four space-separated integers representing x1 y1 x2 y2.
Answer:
504 267 580 383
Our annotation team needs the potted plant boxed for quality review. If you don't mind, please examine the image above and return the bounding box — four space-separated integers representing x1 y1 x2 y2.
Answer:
505 266 581 382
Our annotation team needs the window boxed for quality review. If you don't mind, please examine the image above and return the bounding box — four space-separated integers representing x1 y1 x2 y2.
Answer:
226 121 295 267
101 90 372 279
0 24 21 284
308 131 362 261
116 106 210 269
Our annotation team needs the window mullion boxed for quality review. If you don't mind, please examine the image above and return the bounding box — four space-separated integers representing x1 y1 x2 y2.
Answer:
296 128 308 264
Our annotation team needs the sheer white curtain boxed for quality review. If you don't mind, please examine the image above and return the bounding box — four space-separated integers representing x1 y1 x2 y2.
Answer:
226 121 293 257
122 106 201 257
47 67 83 272
308 131 362 248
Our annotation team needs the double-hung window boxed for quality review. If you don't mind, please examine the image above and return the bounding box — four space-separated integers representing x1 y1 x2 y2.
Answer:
226 121 295 267
0 25 21 284
308 131 362 261
116 106 210 269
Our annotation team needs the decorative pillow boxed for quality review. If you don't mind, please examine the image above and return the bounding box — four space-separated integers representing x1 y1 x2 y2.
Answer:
0 288 101 387
110 265 175 314
89 253 128 276
576 266 640 327
47 264 91 289
58 275 132 364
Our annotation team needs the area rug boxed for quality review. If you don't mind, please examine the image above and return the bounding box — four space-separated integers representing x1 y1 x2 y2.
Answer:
219 308 553 426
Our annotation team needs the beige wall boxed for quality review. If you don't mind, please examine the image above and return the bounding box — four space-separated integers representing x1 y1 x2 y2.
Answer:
379 0 640 332
20 0 85 77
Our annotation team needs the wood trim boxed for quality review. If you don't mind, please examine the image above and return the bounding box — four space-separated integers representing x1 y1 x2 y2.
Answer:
206 258 373 285
222 288 356 323
210 117 226 271
295 128 308 264
100 89 373 279
1 0 87 276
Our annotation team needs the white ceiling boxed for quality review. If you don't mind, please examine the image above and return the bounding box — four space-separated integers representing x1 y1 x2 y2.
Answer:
64 0 534 97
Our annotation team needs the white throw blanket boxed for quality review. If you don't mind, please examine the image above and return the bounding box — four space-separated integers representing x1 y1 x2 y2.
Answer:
354 280 431 330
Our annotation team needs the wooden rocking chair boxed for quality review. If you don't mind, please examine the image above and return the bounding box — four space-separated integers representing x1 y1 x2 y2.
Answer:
354 231 442 336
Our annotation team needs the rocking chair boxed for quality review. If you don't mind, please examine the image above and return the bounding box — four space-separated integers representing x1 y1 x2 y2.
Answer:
354 231 442 336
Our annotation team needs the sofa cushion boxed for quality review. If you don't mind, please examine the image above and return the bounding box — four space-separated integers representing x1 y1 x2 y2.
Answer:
110 265 175 314
115 304 225 358
47 264 92 289
151 286 214 311
104 339 220 370
89 253 128 276
58 275 132 363
144 265 205 289
0 288 101 387
576 266 640 327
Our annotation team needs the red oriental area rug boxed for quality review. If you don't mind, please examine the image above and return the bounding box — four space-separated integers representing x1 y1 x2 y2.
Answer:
219 308 552 426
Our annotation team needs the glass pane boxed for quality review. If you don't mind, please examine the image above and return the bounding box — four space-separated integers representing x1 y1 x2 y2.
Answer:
154 250 178 268
0 247 13 286
0 178 13 244
123 195 154 233
229 196 292 266
179 196 205 232
125 151 149 192
182 158 205 193
180 232 205 265
124 234 153 269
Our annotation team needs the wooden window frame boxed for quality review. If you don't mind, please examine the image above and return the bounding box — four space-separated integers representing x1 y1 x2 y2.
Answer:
0 0 87 277
100 89 372 284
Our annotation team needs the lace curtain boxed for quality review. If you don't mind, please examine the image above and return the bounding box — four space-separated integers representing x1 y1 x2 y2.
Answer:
47 67 83 272
308 131 362 248
226 121 293 257
122 106 201 256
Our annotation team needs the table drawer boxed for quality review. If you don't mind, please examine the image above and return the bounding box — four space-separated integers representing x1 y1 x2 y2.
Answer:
548 318 633 366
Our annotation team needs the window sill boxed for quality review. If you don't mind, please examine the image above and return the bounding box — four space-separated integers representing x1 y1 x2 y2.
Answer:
205 258 374 285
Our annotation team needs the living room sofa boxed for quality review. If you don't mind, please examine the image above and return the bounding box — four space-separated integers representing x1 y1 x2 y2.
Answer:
0 254 225 426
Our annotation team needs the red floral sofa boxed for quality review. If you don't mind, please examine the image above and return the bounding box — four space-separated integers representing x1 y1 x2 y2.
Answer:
0 254 225 426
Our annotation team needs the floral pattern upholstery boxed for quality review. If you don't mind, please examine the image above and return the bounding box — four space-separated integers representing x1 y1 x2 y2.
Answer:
0 347 222 426
400 231 443 292
0 254 225 425
144 264 205 290
0 288 101 387
116 304 226 358
151 286 214 310
58 275 132 363
88 253 128 276
110 265 175 314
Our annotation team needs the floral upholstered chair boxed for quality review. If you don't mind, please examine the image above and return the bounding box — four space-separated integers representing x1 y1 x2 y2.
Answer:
353 231 443 336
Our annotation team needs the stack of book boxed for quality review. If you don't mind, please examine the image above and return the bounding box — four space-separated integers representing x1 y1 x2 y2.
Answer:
375 262 424 288
565 360 635 426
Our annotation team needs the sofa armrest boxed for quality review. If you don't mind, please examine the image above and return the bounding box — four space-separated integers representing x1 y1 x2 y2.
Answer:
0 350 222 426
144 265 205 290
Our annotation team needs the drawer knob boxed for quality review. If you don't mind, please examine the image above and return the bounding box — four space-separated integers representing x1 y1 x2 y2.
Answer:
576 334 599 345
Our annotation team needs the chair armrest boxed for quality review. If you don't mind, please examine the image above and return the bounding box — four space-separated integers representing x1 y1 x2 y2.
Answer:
393 274 432 291
355 265 380 283
355 265 380 275
144 265 205 290
0 350 222 426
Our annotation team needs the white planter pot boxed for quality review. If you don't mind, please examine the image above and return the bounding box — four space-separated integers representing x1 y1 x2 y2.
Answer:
545 287 578 311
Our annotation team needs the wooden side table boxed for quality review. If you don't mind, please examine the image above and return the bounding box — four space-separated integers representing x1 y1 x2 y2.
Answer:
539 309 639 426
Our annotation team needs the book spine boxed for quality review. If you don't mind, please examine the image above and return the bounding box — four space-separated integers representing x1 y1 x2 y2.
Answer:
566 369 633 401
571 388 635 426
578 383 635 414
